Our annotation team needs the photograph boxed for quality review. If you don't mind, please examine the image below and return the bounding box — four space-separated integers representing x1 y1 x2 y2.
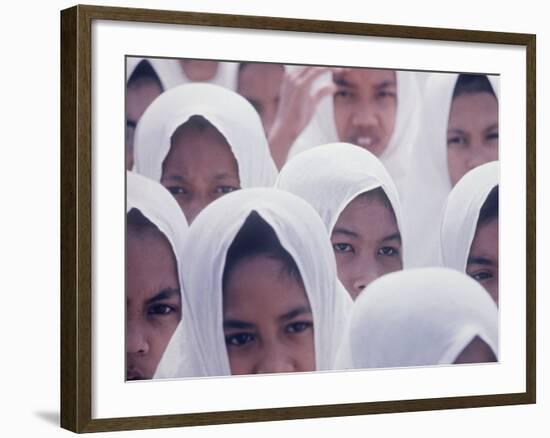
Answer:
59 4 535 433
125 57 501 381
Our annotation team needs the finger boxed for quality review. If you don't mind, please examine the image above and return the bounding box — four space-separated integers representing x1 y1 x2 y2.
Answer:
298 66 332 86
312 84 337 106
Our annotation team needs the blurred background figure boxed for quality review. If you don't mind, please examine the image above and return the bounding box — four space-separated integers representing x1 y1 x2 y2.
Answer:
441 162 499 305
288 68 421 193
154 188 351 378
237 62 285 135
277 143 404 300
132 83 277 224
402 73 499 267
125 171 188 380
173 59 239 89
336 268 498 370
126 58 168 170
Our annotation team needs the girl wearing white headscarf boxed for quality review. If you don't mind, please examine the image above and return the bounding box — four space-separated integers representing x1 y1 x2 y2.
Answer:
126 171 188 380
402 73 499 267
277 143 404 300
337 267 498 369
154 188 352 378
287 69 421 192
133 82 278 223
441 161 499 304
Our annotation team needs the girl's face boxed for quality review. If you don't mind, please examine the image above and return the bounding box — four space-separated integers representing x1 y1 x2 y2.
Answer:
331 193 402 300
126 227 181 380
447 91 499 186
223 255 315 375
333 68 397 157
237 64 284 134
466 218 499 305
161 123 240 224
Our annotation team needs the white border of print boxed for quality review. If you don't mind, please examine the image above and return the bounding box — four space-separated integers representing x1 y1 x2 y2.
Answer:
92 19 526 419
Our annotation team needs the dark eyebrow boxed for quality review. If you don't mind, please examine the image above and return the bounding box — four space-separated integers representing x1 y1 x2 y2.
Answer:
467 256 494 266
278 306 312 323
484 122 499 132
223 319 256 330
145 288 180 305
214 173 239 182
333 75 354 88
375 80 397 90
381 232 401 244
332 227 359 238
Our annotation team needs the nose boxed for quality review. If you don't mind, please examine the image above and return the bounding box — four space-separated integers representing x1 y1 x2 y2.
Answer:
465 146 492 173
182 197 210 224
350 258 380 300
126 318 149 355
255 343 295 374
351 103 377 128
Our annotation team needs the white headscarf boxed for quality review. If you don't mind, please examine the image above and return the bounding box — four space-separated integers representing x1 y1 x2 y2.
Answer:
126 171 189 297
402 73 499 267
287 70 421 191
126 57 183 91
276 142 405 260
441 161 499 272
337 267 498 369
133 82 278 186
154 188 352 378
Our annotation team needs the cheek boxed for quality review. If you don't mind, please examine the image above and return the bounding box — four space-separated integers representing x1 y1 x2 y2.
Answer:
334 255 354 286
227 350 255 375
333 100 350 137
293 332 316 371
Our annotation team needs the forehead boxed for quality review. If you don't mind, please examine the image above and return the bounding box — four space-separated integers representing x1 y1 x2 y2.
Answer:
334 68 396 86
470 218 498 255
223 256 308 316
448 92 498 127
126 227 178 296
164 123 238 176
335 193 398 235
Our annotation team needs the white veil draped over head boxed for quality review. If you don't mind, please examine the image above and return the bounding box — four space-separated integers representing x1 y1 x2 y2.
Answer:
337 267 498 369
402 73 499 267
154 188 352 378
276 142 405 260
441 161 499 272
287 70 421 191
126 171 189 298
132 82 278 187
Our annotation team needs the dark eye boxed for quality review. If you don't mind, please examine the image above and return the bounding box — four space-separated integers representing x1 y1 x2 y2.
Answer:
286 321 313 334
447 135 467 148
216 186 238 195
334 88 353 99
147 304 175 316
469 271 494 282
225 332 255 347
166 186 186 196
333 242 354 253
376 90 396 99
486 131 499 141
378 246 399 257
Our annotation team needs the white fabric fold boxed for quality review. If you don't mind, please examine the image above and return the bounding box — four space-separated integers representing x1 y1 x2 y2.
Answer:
441 161 499 272
154 187 352 378
133 82 278 187
337 267 498 369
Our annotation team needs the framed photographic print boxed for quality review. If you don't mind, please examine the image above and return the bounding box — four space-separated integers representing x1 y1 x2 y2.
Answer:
60 4 536 433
